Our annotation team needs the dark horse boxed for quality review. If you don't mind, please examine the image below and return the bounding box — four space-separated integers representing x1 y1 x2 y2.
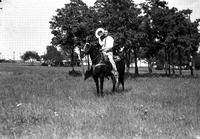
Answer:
83 43 125 96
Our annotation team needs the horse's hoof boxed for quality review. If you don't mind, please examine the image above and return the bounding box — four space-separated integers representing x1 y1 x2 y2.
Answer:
100 92 104 97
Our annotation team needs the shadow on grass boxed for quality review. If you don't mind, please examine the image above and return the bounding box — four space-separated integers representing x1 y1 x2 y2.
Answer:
101 87 132 97
68 70 82 77
115 87 132 94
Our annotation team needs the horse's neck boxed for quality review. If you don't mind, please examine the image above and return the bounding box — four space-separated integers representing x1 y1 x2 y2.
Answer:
89 49 101 65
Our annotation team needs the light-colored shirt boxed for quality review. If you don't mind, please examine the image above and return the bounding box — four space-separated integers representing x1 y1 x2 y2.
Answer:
99 36 114 52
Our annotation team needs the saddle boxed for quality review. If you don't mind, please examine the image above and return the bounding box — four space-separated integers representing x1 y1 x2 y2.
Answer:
102 54 121 62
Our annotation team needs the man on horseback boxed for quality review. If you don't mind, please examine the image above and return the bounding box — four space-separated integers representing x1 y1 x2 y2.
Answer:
97 29 119 83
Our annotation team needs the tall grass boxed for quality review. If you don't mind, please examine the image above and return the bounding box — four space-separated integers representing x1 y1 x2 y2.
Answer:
0 63 200 139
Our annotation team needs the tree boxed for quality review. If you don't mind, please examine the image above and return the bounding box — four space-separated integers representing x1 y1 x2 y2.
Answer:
21 51 40 63
42 45 63 66
141 0 200 76
50 0 89 71
141 0 172 75
165 10 200 76
49 0 200 76
94 0 142 75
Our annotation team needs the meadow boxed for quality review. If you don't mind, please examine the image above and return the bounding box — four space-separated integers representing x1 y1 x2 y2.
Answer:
0 63 200 139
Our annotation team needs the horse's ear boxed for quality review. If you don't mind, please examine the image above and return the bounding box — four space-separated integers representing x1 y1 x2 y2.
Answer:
85 43 90 49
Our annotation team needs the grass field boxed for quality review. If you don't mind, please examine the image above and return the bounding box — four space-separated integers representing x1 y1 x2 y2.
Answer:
0 63 200 139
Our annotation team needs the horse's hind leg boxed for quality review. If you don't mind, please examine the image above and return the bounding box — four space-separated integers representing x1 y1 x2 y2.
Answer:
110 74 116 92
121 77 125 91
100 76 104 96
94 78 100 96
119 74 125 91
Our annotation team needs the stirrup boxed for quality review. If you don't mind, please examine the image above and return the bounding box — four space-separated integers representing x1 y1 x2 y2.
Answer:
112 71 118 83
115 74 119 83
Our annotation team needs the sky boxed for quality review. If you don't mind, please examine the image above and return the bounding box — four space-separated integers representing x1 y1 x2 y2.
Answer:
0 0 200 60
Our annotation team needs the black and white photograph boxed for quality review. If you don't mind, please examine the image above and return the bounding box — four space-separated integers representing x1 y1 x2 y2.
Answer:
0 0 200 138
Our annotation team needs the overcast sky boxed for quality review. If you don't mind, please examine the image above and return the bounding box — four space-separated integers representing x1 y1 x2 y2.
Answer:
0 0 199 60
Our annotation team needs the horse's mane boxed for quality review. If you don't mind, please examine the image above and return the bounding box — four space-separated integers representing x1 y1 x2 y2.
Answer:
92 43 101 51
90 43 101 55
88 43 106 65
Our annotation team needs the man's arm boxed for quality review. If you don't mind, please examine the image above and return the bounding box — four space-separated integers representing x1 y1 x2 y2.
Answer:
98 38 104 46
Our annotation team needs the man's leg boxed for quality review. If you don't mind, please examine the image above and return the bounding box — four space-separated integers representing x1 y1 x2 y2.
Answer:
107 54 118 83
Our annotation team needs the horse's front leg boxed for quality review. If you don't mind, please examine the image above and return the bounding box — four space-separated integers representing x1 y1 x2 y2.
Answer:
94 77 100 96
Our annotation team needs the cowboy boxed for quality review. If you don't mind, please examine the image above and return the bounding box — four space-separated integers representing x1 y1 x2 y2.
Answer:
97 29 119 83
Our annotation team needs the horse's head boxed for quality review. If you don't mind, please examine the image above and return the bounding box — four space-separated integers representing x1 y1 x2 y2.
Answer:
82 42 102 65
83 42 101 55
83 43 92 55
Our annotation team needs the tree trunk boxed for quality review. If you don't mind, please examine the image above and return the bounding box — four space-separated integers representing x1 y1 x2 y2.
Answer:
164 45 168 75
168 47 171 76
148 58 153 73
134 46 139 76
190 55 194 76
178 48 182 76
71 48 74 71
193 55 196 76
125 49 131 73
171 51 175 77
172 63 175 76
79 47 84 76
148 62 153 73
126 63 130 73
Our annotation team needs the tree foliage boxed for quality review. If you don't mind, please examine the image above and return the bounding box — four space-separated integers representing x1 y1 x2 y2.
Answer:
21 51 40 62
140 0 200 75
94 0 142 74
49 0 200 76
50 0 89 70
42 45 63 66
